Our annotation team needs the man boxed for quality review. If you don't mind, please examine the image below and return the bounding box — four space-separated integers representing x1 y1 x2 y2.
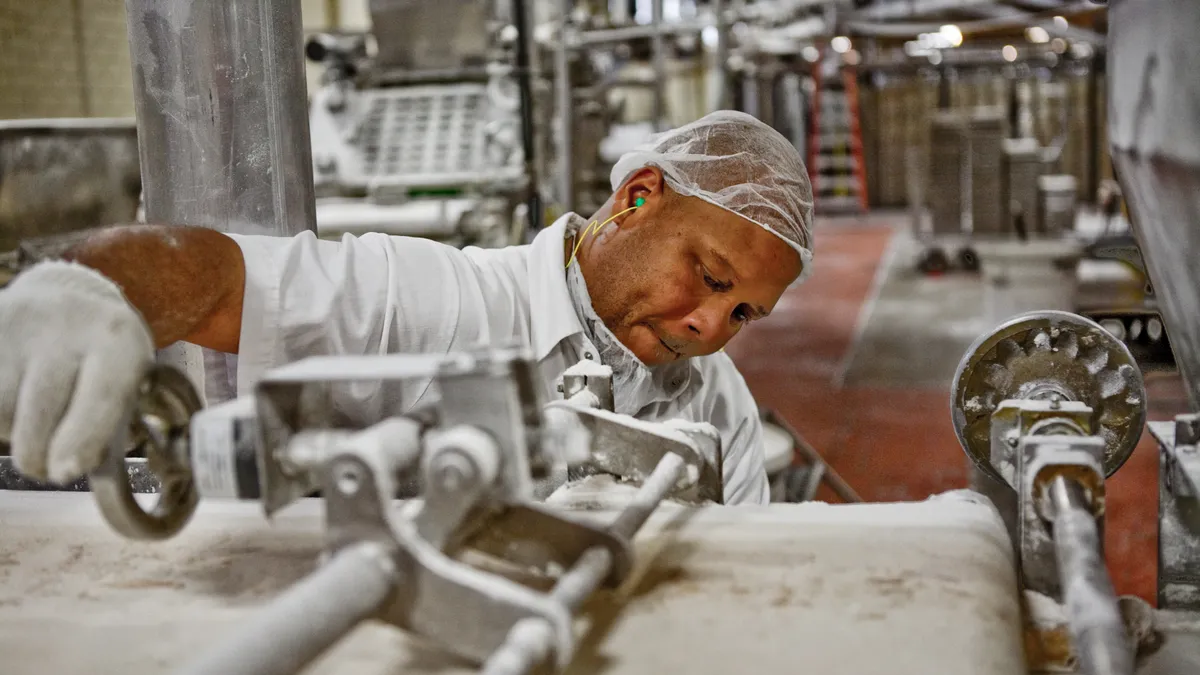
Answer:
0 110 813 504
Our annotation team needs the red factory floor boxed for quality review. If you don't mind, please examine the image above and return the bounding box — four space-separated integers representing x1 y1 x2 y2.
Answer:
727 215 1187 605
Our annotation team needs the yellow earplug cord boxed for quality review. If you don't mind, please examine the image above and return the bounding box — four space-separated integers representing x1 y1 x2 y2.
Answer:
565 201 642 270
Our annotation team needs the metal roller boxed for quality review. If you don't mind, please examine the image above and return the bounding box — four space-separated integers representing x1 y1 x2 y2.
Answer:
950 310 1146 484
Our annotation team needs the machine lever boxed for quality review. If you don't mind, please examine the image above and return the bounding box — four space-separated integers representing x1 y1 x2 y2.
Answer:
1045 476 1135 675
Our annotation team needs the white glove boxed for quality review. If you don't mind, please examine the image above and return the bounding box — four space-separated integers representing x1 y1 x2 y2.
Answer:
0 261 154 483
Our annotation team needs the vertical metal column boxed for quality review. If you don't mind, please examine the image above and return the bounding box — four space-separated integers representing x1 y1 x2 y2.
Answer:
123 0 318 404
511 0 544 232
555 0 574 213
651 0 666 128
712 0 729 111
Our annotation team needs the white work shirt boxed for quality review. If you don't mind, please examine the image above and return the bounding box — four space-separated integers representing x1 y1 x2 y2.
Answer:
227 215 770 504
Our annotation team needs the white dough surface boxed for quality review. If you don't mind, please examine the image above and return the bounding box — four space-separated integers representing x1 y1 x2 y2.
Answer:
0 490 1026 675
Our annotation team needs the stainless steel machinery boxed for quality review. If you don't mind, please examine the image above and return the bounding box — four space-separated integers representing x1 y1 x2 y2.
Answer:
951 310 1145 673
28 348 726 675
305 0 544 247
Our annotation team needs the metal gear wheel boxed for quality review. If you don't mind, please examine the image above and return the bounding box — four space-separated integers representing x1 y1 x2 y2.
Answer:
951 310 1147 484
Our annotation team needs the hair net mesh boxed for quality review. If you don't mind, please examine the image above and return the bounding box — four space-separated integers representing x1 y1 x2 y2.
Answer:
610 110 815 281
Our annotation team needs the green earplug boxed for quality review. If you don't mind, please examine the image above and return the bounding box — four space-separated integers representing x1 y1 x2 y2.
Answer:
635 197 645 207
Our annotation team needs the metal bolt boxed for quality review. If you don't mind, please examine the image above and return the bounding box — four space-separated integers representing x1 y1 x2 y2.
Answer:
434 452 476 492
584 352 594 360
557 383 564 393
334 461 362 496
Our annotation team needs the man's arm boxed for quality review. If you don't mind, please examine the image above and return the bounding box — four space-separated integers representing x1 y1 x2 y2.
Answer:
63 225 246 352
695 354 771 505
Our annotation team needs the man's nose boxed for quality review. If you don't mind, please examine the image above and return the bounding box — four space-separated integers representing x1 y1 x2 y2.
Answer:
683 302 735 346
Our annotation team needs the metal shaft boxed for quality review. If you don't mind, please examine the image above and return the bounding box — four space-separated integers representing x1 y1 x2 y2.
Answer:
481 453 688 675
555 0 574 212
650 0 667 129
1047 477 1135 675
511 0 542 232
124 0 317 404
176 543 397 675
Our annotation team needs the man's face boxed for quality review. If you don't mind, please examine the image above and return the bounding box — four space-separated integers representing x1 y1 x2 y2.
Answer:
579 170 803 366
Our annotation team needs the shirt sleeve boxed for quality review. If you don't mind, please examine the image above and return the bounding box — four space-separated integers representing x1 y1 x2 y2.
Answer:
696 355 771 505
226 231 492 417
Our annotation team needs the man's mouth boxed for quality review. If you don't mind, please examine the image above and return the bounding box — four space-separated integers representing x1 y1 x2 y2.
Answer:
658 336 683 360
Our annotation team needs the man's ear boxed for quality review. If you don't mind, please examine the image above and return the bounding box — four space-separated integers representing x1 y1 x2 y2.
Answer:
614 167 665 217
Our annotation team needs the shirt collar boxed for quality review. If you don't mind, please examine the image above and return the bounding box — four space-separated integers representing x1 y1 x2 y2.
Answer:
525 213 704 410
527 213 585 361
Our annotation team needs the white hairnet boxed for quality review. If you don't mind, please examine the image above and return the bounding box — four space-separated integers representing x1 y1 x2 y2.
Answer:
610 110 815 282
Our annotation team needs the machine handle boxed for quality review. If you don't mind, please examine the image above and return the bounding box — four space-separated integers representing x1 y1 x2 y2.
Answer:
88 364 203 541
176 542 398 675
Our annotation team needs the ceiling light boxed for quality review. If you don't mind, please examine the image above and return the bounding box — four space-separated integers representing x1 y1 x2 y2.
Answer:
1002 45 1018 62
939 24 963 48
1025 26 1050 44
1053 15 1069 31
831 36 852 54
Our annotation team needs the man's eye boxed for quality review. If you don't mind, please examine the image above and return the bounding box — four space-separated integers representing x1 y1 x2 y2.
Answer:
703 272 731 292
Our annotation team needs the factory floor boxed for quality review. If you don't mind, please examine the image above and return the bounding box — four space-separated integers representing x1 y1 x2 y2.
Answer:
726 211 1188 605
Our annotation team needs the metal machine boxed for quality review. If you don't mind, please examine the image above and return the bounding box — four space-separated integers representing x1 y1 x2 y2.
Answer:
951 310 1146 672
28 348 725 675
305 1 541 247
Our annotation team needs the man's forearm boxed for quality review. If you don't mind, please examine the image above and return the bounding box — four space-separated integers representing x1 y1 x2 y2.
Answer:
64 225 245 352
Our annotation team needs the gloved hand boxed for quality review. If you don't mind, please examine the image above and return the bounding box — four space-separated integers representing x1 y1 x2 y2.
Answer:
0 261 154 483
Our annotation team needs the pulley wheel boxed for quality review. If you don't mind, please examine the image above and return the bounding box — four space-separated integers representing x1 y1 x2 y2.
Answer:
950 310 1147 484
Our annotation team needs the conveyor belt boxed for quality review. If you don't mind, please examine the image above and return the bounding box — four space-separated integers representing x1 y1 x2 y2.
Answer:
0 490 1027 675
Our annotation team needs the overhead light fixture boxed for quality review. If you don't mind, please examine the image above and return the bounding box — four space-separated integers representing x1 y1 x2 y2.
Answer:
1002 45 1018 62
844 49 861 66
1025 26 1050 44
939 24 963 48
831 36 852 54
927 50 943 66
802 45 820 62
1051 37 1069 54
1053 15 1069 31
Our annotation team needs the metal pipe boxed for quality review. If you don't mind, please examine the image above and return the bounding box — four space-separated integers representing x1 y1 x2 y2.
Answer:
575 21 708 46
712 0 729 110
510 0 543 233
481 453 688 675
177 542 397 675
651 0 667 129
124 0 317 404
555 0 575 212
1047 477 1135 675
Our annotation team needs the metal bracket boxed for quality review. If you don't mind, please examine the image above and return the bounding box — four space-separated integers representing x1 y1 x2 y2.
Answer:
1017 434 1106 597
566 405 722 503
319 421 577 667
253 349 538 516
1148 417 1200 611
988 398 1094 488
552 360 723 503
